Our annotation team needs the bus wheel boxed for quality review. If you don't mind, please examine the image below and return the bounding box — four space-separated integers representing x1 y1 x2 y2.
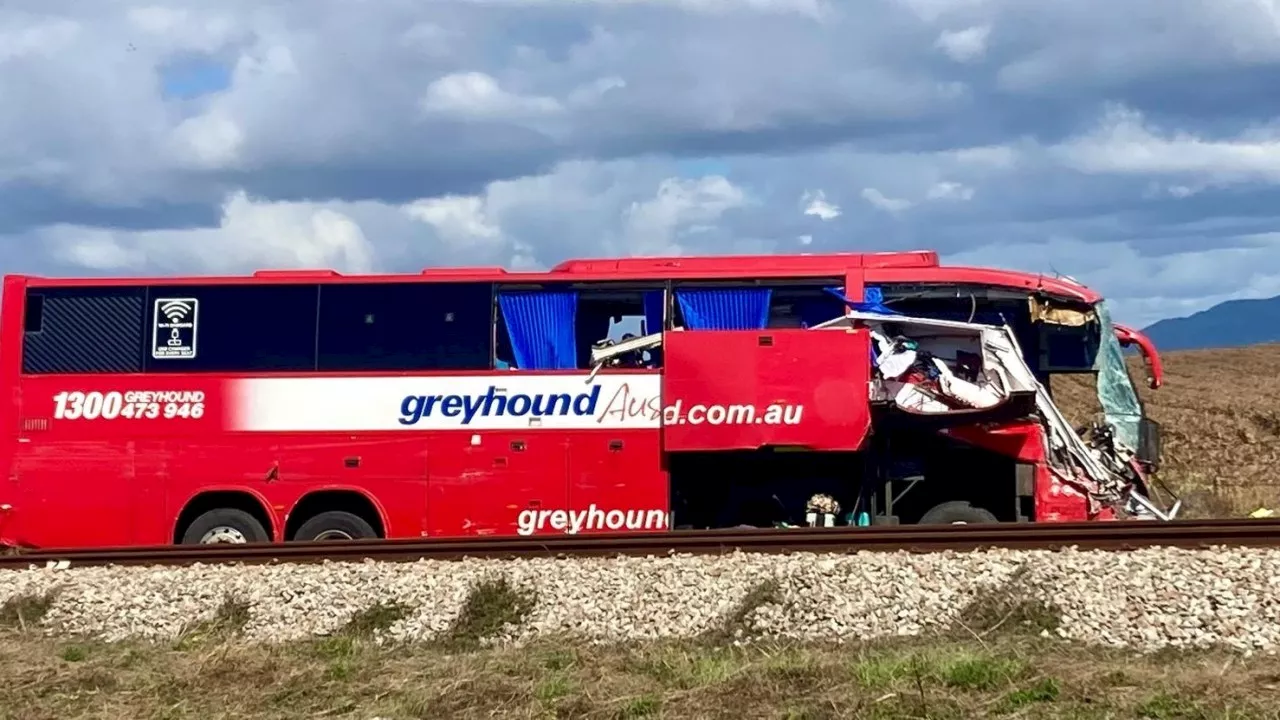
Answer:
292 511 378 542
918 501 998 525
182 509 270 545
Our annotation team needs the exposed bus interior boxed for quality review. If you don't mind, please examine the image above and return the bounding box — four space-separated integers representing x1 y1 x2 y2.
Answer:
668 430 1029 528
870 283 1103 388
848 313 1040 426
662 306 1067 529
491 279 848 372
606 287 1173 528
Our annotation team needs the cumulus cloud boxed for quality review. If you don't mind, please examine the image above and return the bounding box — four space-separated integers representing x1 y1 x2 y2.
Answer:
170 111 245 169
1053 105 1280 185
948 145 1019 169
860 188 913 213
801 190 841 220
935 25 990 63
459 0 829 17
6 0 1280 327
44 191 375 274
419 72 563 120
404 195 504 247
623 175 747 255
926 181 975 201
0 17 80 61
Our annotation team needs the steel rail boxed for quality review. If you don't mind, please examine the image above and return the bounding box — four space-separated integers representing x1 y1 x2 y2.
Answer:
3 518 1280 569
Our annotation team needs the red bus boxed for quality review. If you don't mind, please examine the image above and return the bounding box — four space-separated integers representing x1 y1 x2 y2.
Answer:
0 251 1173 549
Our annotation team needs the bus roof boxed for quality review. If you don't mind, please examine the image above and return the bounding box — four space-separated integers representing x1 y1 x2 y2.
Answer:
6 251 1101 303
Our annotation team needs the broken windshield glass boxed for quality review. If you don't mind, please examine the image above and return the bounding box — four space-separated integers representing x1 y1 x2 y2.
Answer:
1093 301 1143 451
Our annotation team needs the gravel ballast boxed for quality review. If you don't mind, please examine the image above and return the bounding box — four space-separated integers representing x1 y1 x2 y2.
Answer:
2 547 1278 652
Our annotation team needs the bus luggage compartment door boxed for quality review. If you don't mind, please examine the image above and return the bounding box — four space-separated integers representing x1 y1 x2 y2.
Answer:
661 328 872 452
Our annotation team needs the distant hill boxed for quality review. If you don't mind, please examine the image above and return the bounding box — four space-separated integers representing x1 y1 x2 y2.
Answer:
1142 296 1280 352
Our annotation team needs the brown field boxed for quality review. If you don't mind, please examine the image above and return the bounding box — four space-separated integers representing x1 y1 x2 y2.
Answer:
1053 343 1280 518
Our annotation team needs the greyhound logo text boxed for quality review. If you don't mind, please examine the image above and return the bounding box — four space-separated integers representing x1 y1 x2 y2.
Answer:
516 505 668 535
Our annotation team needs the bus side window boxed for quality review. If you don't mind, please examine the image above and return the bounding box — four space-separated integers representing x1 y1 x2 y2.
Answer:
144 284 319 373
494 286 664 371
22 288 146 374
317 282 493 372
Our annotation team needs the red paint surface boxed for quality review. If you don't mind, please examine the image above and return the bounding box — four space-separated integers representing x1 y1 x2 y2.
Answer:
662 329 872 452
0 253 1131 549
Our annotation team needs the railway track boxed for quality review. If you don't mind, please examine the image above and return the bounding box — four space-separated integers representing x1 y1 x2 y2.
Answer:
3 518 1279 569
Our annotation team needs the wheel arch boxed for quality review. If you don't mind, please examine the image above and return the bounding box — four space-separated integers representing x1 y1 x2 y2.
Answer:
173 488 278 544
284 487 387 541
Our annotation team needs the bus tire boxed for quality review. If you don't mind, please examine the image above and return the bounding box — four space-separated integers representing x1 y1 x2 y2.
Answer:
918 501 999 525
182 508 270 545
292 511 378 542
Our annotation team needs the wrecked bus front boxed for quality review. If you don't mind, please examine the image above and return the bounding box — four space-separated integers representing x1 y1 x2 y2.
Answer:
1093 303 1163 475
860 279 1171 519
868 281 1163 469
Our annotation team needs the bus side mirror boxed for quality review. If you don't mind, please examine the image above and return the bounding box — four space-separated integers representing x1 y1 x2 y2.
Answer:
1137 417 1161 472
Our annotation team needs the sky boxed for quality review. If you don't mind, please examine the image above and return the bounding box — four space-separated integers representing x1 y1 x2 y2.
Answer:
5 1 1280 328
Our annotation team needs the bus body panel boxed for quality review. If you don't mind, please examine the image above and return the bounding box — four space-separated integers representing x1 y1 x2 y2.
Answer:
662 329 872 452
0 252 1164 549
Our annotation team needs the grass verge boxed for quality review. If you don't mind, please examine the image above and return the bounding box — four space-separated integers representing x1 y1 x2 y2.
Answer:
700 578 781 644
0 630 1277 719
442 574 536 650
949 566 1062 641
0 589 59 631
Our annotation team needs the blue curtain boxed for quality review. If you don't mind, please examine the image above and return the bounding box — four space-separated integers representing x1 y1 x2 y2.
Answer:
642 290 665 335
676 288 772 330
498 291 578 370
823 286 899 315
860 286 894 314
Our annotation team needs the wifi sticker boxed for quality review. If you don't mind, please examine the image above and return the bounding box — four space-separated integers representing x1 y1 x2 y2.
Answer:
152 298 198 360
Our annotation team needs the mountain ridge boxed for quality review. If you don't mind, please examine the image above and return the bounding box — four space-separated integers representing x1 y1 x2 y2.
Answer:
1142 295 1280 352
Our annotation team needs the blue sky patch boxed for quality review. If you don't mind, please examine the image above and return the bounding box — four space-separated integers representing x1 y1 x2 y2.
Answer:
676 158 731 178
160 56 231 100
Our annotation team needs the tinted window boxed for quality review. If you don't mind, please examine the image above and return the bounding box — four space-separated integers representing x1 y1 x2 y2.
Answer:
22 288 145 374
23 294 43 332
145 284 319 373
1040 323 1099 372
317 282 493 371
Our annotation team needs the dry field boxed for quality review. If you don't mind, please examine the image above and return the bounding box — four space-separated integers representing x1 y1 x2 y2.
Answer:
1053 343 1280 517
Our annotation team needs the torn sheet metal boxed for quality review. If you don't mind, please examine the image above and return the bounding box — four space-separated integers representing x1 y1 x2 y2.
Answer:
816 311 1038 416
586 311 1174 520
823 310 1174 519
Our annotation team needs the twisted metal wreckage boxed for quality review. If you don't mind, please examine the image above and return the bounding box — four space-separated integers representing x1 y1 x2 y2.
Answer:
589 304 1181 524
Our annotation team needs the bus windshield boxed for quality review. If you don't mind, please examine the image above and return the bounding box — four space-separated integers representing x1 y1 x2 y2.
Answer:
1093 301 1145 452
